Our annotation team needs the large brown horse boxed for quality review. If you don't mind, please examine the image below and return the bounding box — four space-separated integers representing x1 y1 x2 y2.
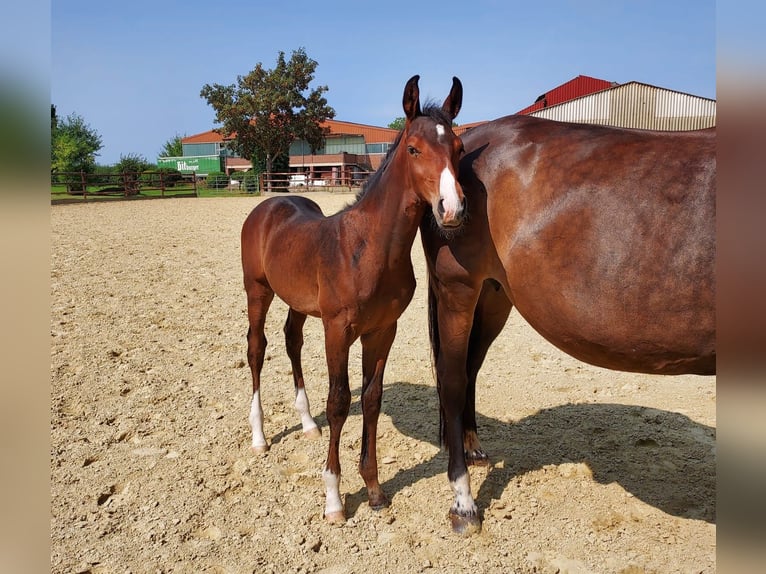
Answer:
419 114 716 534
241 75 464 522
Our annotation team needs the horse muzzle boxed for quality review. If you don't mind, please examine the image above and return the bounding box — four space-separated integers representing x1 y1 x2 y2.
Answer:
436 195 466 229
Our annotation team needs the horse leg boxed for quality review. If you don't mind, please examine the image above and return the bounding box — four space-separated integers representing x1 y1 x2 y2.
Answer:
245 284 274 454
321 321 353 523
284 308 321 439
463 279 512 466
358 323 397 510
432 280 482 535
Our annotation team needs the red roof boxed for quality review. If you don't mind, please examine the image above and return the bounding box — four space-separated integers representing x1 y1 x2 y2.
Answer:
516 75 616 115
182 130 230 144
182 119 399 145
454 121 488 136
320 119 398 143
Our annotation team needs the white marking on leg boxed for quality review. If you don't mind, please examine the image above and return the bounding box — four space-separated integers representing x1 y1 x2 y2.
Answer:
295 387 318 434
450 473 477 515
439 166 460 220
322 469 344 516
248 391 268 450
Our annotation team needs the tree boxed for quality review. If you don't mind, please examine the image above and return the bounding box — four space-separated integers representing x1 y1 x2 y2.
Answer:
51 111 103 191
50 105 58 165
159 133 185 157
388 117 406 131
115 153 150 195
200 47 335 186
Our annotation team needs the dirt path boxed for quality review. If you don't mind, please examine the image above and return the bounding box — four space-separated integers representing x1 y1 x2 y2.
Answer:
51 193 716 573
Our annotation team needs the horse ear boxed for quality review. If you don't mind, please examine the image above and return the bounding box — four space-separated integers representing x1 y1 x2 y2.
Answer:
442 76 463 120
403 75 421 122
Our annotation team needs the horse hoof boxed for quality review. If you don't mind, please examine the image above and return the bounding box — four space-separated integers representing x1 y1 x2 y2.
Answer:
368 493 390 511
449 510 482 537
324 510 346 524
251 444 270 454
466 449 490 467
303 427 322 440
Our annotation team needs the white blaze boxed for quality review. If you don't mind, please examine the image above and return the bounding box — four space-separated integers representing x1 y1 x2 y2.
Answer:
439 166 460 220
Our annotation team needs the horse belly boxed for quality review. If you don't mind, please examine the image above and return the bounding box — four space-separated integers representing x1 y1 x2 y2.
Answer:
508 268 715 376
242 197 324 316
492 184 715 375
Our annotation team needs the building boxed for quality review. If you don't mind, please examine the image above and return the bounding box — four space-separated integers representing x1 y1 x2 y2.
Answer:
288 119 399 185
516 75 617 115
157 119 398 179
158 75 715 177
521 78 716 131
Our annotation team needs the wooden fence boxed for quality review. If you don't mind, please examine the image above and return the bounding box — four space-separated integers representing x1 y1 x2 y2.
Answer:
51 171 198 200
259 171 371 193
52 169 374 201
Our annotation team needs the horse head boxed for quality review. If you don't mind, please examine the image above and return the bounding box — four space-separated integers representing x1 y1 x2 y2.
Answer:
400 75 465 229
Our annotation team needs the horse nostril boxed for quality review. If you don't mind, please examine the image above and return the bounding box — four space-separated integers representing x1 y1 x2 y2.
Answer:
437 199 446 217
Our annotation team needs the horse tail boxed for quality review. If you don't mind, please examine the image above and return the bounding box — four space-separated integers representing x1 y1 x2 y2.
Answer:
426 272 447 449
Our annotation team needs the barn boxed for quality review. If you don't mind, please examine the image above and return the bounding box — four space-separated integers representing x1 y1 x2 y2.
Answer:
519 75 716 131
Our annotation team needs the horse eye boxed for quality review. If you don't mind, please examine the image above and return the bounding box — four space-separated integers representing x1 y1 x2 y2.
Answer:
407 145 419 157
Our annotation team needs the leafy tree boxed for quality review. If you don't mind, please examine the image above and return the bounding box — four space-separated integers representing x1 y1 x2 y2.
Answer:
159 133 185 157
115 153 150 195
200 47 335 187
49 105 58 166
51 111 103 191
388 117 406 131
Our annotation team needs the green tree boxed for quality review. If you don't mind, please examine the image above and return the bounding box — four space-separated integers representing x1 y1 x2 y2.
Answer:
159 133 185 157
51 112 103 191
200 47 335 187
388 117 406 131
50 104 58 165
115 153 150 195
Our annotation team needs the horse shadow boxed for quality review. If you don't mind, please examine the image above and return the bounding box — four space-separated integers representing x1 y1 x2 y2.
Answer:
342 380 716 524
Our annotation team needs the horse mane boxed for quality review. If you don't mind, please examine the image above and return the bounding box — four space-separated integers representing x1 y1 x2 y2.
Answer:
343 101 454 210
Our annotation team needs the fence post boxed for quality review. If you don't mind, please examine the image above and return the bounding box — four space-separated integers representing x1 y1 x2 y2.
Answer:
81 171 87 199
159 170 165 197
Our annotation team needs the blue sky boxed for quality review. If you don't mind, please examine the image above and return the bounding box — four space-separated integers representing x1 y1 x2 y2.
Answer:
51 0 717 166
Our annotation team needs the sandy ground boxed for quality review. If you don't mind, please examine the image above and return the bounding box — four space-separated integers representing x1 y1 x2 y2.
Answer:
51 193 716 573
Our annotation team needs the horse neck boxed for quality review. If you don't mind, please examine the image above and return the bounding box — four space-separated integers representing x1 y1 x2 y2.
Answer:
351 161 425 265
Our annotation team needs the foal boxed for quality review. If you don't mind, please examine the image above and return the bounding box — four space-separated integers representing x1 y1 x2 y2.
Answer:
241 75 464 522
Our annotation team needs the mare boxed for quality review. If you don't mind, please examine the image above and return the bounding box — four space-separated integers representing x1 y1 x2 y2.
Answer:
241 75 465 522
419 114 716 534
